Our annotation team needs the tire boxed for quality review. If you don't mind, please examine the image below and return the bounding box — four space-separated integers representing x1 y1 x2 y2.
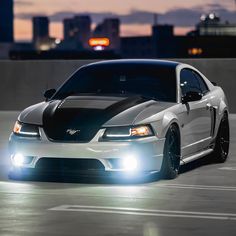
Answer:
211 113 230 163
160 124 181 179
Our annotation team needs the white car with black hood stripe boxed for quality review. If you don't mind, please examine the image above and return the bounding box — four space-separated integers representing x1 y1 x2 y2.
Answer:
9 59 230 180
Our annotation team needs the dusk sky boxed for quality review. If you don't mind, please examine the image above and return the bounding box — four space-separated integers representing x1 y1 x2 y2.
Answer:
14 0 236 41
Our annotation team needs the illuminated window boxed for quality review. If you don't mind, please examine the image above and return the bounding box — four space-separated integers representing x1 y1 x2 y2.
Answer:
188 48 203 56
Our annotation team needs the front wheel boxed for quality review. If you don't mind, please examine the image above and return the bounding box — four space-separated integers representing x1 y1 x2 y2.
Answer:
160 125 180 179
211 113 230 163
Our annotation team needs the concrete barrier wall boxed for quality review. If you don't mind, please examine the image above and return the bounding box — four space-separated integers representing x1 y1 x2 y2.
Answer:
0 59 235 112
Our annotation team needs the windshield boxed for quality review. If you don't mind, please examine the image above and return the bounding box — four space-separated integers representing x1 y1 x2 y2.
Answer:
53 63 177 102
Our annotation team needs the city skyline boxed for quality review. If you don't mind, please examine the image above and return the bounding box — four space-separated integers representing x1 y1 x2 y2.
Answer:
14 0 236 41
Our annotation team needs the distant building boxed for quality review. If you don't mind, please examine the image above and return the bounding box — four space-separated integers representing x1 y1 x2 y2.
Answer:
121 24 174 58
63 15 91 49
63 18 76 41
33 16 49 42
190 13 236 36
121 36 154 58
0 43 12 59
32 16 62 51
9 11 236 59
152 24 174 58
121 20 236 58
174 35 236 58
56 39 83 51
34 38 61 51
74 15 91 48
152 24 174 39
0 0 14 42
93 18 120 52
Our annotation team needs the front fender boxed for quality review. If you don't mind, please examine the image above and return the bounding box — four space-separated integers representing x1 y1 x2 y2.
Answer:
152 111 180 139
213 98 229 137
218 99 228 117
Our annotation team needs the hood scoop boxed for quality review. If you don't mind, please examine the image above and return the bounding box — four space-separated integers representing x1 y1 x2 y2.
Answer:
58 96 124 109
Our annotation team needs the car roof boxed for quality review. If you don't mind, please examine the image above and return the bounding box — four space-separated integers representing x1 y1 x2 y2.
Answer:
85 59 180 69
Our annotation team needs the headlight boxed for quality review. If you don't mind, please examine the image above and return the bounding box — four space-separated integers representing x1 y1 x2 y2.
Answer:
13 121 40 137
102 125 154 140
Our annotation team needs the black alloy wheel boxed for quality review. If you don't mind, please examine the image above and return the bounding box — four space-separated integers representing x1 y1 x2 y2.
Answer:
160 124 180 179
212 113 230 163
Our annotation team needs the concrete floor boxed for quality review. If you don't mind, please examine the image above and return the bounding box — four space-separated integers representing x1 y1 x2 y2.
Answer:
0 112 236 236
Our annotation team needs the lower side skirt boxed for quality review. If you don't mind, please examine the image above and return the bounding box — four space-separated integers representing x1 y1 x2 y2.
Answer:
180 148 214 165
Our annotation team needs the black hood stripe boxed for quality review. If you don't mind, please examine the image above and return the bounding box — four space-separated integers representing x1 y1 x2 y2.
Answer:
43 96 149 142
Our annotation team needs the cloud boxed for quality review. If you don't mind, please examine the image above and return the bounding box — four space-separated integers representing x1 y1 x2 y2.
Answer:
51 11 116 23
15 0 34 6
158 4 236 26
15 4 236 27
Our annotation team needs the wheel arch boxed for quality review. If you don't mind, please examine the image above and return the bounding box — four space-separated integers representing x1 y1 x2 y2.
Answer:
161 112 181 138
219 99 229 117
214 99 229 137
160 110 182 159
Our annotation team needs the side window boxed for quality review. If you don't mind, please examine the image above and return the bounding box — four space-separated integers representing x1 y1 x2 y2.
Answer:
192 71 209 95
180 69 201 96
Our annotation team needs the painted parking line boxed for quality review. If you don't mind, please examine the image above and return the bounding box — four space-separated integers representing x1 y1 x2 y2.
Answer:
219 167 236 171
157 184 236 191
49 205 236 221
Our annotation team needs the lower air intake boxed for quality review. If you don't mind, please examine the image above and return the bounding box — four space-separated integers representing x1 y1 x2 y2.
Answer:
35 158 105 172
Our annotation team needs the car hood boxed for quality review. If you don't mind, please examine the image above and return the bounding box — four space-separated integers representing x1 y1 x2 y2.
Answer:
18 95 174 127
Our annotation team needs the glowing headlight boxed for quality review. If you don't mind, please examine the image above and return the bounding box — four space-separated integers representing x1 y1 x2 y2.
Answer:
13 121 40 137
102 125 154 140
131 126 152 137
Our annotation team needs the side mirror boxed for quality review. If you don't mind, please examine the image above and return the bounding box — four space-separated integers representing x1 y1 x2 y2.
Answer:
182 91 202 103
44 89 56 101
211 81 217 86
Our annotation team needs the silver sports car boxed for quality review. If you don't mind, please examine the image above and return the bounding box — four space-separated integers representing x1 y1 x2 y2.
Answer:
9 59 230 180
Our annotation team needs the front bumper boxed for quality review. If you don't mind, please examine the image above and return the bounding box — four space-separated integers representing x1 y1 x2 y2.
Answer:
9 128 165 175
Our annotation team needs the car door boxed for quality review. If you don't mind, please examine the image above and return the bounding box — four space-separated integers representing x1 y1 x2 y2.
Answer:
179 68 212 158
192 70 216 144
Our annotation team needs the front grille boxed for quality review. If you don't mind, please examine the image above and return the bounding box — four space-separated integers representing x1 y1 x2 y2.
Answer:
35 158 105 173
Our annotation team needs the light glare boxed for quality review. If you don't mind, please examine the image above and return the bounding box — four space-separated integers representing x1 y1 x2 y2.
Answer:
94 45 105 51
131 126 152 137
122 155 138 171
13 153 25 166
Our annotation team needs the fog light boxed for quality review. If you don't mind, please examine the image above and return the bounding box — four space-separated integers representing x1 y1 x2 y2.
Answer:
12 153 25 166
122 155 138 171
12 153 34 166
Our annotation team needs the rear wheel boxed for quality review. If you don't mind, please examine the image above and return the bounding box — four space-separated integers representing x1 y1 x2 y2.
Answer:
211 113 230 163
160 124 180 179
